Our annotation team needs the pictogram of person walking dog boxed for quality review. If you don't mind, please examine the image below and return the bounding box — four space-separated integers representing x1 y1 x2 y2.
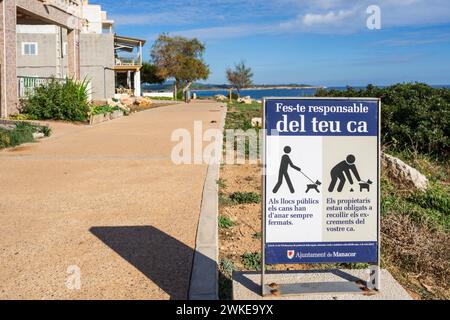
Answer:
272 146 322 194
272 147 372 194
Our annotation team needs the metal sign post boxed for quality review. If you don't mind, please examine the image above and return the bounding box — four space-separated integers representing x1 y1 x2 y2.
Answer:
262 97 381 297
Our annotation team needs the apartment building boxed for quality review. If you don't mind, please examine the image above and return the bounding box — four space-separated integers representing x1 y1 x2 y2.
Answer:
15 0 144 102
0 0 82 117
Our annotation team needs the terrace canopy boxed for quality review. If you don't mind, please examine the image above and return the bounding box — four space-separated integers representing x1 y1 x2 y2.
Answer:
114 35 145 96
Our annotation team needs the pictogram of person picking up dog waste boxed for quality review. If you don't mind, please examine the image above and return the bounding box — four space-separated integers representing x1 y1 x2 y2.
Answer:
328 154 372 193
272 148 372 194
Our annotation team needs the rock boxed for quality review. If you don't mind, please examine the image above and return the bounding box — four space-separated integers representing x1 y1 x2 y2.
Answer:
381 153 429 191
109 110 124 120
138 98 152 108
120 97 134 107
237 96 252 104
251 117 262 127
215 94 228 101
89 113 106 125
32 132 45 139
107 98 117 106
114 93 128 100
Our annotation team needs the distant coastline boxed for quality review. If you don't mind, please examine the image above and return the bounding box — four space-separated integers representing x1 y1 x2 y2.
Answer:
192 85 324 91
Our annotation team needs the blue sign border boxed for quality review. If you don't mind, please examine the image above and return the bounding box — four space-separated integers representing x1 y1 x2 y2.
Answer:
262 97 381 265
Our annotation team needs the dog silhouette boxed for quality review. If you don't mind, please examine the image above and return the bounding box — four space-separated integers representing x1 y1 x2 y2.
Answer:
305 181 322 193
359 180 373 192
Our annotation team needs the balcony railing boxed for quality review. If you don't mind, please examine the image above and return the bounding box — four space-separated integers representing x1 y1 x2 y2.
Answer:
17 76 66 98
115 57 142 67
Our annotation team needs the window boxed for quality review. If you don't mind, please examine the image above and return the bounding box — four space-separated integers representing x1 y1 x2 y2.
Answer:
22 42 38 56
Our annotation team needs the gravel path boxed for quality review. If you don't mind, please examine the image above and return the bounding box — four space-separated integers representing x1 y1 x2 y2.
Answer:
0 101 225 299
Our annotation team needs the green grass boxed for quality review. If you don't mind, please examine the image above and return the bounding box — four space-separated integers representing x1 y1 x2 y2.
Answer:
0 122 48 149
90 105 121 116
225 101 262 131
218 258 235 300
385 147 449 183
230 192 261 204
380 152 449 299
219 215 235 229
381 151 450 232
146 96 174 101
382 179 449 232
224 101 263 159
217 178 227 190
220 258 235 276
219 192 261 207
241 252 261 271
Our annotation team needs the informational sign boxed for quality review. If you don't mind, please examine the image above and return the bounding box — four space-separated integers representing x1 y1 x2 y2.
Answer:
263 98 380 265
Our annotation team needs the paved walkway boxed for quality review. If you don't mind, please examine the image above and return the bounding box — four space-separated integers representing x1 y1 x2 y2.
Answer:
0 101 225 299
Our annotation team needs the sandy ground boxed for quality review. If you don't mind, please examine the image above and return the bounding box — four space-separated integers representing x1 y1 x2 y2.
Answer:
0 101 225 300
219 164 315 272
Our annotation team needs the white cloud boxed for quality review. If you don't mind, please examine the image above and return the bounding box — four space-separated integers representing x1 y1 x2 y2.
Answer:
110 0 450 40
302 9 356 26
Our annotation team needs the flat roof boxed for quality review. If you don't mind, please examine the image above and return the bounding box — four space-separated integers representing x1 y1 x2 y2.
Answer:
114 35 146 46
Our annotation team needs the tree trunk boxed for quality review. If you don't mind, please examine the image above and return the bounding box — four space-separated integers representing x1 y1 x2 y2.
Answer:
182 81 192 93
174 81 177 101
182 82 192 103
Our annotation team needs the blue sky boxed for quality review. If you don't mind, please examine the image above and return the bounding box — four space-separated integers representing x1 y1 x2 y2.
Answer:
91 0 450 86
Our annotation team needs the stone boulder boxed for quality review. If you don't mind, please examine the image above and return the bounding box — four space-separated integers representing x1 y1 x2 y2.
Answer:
107 98 130 113
120 97 134 107
32 132 45 139
137 97 152 108
215 94 227 101
251 117 262 128
238 96 252 104
381 153 429 191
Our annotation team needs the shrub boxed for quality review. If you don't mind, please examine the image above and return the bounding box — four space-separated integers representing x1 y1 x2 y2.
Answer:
241 252 261 271
38 125 52 137
316 83 450 159
22 77 91 122
219 194 235 207
230 192 261 204
0 122 48 149
219 258 235 300
382 213 450 299
90 105 120 116
220 258 235 277
8 122 34 146
217 178 227 190
219 215 235 229
0 131 11 148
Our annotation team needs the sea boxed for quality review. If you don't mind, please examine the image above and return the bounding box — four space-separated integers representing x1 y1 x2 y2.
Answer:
190 85 450 100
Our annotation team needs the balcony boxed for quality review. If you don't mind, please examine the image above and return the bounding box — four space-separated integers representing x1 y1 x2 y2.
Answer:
114 35 145 70
115 57 142 67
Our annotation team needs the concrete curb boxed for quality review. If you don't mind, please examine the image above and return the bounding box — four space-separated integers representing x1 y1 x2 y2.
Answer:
189 104 227 300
